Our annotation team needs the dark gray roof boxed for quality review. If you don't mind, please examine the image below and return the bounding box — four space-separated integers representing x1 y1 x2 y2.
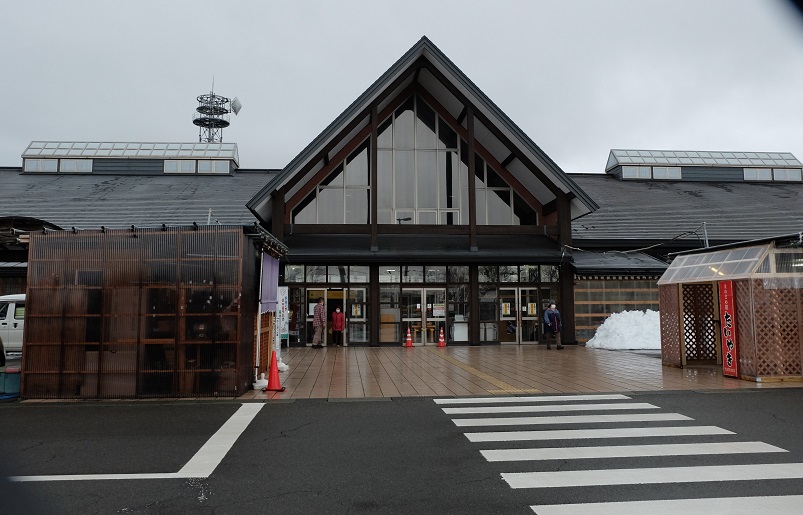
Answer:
0 168 276 229
570 173 803 243
571 250 667 275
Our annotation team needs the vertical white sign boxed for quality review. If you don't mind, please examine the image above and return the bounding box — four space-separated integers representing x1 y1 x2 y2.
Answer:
275 286 289 358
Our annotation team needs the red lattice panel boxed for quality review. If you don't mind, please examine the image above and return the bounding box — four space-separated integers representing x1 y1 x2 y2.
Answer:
753 281 802 377
659 285 681 366
682 283 717 362
734 280 756 377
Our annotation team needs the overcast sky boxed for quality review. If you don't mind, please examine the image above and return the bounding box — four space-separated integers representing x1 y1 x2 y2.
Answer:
3 0 803 173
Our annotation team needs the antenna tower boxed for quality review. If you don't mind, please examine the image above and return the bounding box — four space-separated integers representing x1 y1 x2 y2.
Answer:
192 82 242 143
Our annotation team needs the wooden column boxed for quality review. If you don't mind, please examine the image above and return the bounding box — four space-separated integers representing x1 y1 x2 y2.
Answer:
469 265 480 344
557 192 576 344
272 190 285 242
370 106 379 252
467 108 478 251
369 264 380 346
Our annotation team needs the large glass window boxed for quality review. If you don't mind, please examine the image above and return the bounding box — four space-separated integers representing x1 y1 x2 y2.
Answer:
379 266 400 283
377 95 467 225
774 168 802 182
24 159 58 173
59 159 93 173
470 157 537 225
448 266 469 283
349 266 369 283
284 265 304 283
164 160 196 174
305 265 327 283
197 160 230 174
291 93 537 226
400 266 424 283
291 142 370 224
379 286 401 343
744 168 772 181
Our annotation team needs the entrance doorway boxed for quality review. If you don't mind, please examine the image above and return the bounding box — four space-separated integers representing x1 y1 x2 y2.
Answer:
401 288 446 345
498 287 541 344
305 288 346 346
680 282 721 366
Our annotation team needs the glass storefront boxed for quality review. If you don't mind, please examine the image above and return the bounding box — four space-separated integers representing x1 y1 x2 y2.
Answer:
281 263 560 346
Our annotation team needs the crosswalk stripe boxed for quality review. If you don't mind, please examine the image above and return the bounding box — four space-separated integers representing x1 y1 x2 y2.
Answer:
434 394 630 405
503 462 803 489
452 413 692 427
443 402 658 415
529 495 803 515
481 441 786 462
466 425 733 442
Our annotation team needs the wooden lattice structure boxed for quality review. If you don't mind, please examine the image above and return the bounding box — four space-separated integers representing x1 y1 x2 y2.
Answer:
681 283 718 363
659 241 803 382
22 226 259 399
659 284 681 367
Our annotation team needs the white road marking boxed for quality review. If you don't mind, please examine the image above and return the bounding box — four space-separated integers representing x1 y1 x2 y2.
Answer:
453 413 692 427
530 495 803 515
466 425 733 442
442 402 658 415
434 394 630 404
481 441 786 462
10 403 264 482
504 462 803 489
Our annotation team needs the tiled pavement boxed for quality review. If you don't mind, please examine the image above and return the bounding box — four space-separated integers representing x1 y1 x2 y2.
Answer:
242 345 803 401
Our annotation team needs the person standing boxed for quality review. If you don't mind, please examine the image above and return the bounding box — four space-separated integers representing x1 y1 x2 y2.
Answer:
312 297 326 348
331 306 345 346
544 303 563 350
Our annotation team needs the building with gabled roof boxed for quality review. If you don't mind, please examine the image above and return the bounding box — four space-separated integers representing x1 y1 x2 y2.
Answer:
246 36 597 346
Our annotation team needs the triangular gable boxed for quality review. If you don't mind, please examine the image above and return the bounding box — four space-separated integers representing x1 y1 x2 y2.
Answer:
247 36 598 226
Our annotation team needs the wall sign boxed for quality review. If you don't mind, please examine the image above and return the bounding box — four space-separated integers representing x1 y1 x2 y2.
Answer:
718 281 739 378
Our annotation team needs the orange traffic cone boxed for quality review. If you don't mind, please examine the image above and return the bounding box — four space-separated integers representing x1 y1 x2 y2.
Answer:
437 327 446 347
405 327 413 347
263 351 286 392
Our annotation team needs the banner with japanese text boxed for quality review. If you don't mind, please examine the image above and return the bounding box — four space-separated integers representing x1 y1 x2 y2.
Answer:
718 281 739 378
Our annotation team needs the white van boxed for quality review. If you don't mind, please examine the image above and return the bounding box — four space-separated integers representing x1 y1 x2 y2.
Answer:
0 294 25 353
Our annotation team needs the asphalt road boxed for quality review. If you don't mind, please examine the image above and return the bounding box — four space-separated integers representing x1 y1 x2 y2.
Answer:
1 388 803 514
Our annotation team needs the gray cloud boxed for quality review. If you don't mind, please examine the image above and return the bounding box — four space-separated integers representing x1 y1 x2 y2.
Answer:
3 0 802 173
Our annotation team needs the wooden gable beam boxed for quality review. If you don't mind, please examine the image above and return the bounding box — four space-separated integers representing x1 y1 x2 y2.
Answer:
415 86 544 217
419 61 564 198
279 58 426 199
284 82 420 222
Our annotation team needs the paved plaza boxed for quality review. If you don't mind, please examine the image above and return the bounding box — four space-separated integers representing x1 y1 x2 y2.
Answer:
241 345 802 401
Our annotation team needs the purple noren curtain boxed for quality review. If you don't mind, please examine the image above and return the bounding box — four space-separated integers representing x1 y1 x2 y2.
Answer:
261 254 279 313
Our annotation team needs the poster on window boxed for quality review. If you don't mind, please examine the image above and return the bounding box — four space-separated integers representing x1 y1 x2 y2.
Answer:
352 304 362 318
528 303 538 316
277 287 289 340
501 302 511 316
718 281 739 378
433 303 445 317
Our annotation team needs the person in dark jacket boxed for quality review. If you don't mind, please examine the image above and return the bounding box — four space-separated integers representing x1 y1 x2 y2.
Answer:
543 303 563 350
331 306 345 346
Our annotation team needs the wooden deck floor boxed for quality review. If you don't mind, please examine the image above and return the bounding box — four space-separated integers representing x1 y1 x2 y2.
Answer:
241 345 802 401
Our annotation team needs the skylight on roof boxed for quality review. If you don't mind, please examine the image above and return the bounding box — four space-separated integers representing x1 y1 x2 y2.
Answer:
607 149 802 171
22 141 240 165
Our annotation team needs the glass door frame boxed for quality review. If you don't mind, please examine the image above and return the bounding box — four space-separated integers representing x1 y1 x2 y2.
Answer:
402 287 447 345
424 287 446 345
401 288 423 345
499 287 541 345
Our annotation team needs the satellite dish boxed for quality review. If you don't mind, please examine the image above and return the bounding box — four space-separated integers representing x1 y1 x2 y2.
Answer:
231 97 243 115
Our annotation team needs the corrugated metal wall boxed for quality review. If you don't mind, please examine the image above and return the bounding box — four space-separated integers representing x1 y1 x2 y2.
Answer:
92 159 164 175
23 226 255 399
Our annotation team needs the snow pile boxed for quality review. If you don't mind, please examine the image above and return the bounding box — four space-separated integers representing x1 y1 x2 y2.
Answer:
585 310 661 350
